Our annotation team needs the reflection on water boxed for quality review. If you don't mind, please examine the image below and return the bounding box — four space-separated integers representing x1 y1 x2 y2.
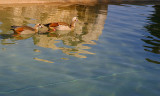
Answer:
143 5 160 64
0 4 108 58
0 34 34 45
0 3 160 96
33 32 95 58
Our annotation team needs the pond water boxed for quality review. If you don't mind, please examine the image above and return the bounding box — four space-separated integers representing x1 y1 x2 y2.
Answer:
0 3 160 96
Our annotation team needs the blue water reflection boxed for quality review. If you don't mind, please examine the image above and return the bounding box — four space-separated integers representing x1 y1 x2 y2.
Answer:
0 3 160 96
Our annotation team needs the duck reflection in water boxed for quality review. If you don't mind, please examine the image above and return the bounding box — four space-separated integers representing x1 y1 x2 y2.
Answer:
0 24 43 44
32 4 108 58
0 33 35 45
33 31 95 58
0 4 108 58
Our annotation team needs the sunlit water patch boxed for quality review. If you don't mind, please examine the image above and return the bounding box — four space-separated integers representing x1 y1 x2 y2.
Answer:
0 3 160 96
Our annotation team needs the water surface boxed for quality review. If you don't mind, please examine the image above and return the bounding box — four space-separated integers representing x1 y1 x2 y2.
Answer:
0 3 160 96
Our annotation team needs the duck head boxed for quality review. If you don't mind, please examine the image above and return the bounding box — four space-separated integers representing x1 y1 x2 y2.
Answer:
71 17 78 28
34 23 43 33
35 23 43 28
72 17 78 22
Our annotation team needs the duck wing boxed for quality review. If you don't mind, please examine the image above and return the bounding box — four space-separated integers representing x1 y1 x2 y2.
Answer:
49 23 59 27
57 22 70 26
11 26 34 33
22 26 34 31
43 23 58 27
43 23 52 27
11 26 24 32
44 22 70 28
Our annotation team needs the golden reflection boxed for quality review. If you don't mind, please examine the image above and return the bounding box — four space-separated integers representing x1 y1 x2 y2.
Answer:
33 57 54 63
0 4 108 58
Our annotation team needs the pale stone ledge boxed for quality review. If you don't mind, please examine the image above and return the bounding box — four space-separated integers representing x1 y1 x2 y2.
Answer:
1 0 160 5
0 0 107 4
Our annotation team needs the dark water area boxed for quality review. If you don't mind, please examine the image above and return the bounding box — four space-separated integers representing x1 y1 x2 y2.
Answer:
0 3 160 96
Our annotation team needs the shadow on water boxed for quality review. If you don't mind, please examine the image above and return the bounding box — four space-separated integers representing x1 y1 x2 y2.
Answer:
0 4 108 58
0 34 35 45
143 5 160 64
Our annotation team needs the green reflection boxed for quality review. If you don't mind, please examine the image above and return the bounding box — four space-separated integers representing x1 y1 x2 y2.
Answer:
143 5 160 64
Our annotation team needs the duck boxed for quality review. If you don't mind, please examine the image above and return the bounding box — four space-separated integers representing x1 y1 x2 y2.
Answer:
10 24 43 34
43 17 78 31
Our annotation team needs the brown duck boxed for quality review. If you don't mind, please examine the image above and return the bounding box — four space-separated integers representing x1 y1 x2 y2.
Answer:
11 24 42 34
43 17 78 31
